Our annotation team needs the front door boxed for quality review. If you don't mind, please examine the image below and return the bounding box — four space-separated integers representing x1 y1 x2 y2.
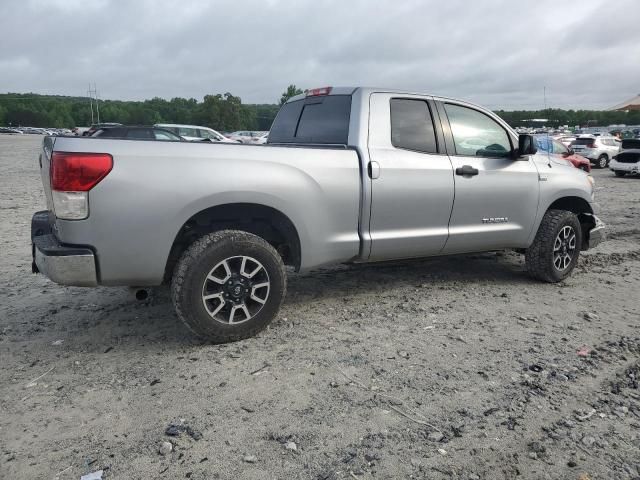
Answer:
436 101 540 254
367 93 455 261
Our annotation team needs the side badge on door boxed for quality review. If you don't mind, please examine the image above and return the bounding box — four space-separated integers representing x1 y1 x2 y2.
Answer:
482 217 509 224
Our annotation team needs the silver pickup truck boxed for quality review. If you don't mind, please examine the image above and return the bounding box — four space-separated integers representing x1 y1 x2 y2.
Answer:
32 87 605 342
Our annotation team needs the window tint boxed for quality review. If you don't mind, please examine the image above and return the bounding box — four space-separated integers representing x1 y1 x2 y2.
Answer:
390 99 438 153
574 138 594 145
552 140 568 154
444 104 512 157
177 127 199 137
127 129 153 139
94 128 126 138
622 139 640 149
154 130 180 141
268 95 351 144
198 129 220 140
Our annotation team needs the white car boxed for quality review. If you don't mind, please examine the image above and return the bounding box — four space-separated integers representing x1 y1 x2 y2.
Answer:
154 124 236 143
570 134 620 169
254 132 269 144
554 135 576 147
609 139 640 177
227 131 267 144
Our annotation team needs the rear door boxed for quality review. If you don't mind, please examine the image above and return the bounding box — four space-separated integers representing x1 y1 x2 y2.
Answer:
367 93 455 261
436 101 539 253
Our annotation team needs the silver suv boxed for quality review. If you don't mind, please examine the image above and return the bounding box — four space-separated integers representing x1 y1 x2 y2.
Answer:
570 135 620 169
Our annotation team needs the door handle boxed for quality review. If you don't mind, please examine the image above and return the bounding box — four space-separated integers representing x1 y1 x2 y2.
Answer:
368 161 380 179
455 165 479 176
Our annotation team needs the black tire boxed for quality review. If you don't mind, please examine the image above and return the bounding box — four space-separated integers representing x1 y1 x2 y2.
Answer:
614 171 626 177
525 209 582 283
596 155 609 169
171 230 286 343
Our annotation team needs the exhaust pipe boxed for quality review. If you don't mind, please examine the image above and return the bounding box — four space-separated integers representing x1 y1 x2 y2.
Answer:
130 287 150 301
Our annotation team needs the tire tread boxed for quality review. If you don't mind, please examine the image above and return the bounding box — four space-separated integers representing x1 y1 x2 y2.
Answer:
171 230 286 343
525 209 581 283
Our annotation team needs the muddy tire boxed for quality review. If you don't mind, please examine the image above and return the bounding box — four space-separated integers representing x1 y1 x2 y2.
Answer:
171 230 286 343
525 209 582 283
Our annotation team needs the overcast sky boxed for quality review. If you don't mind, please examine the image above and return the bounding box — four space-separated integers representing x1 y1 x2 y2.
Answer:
1 0 638 109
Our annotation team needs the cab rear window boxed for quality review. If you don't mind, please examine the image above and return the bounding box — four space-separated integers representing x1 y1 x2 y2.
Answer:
268 95 351 145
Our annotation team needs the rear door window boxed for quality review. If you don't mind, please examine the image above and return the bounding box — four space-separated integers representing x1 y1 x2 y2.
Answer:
154 130 180 141
390 98 438 153
127 129 153 140
198 129 220 140
269 95 351 144
178 127 199 137
94 128 126 138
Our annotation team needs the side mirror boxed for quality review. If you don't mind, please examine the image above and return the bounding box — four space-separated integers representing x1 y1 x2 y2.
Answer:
517 134 537 157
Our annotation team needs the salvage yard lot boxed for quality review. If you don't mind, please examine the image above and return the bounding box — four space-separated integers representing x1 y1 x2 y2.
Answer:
1 134 639 480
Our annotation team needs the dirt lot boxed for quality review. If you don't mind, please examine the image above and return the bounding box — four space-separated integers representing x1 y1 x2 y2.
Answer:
1 134 639 480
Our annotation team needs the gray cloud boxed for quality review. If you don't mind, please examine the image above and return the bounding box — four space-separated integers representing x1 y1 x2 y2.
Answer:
1 0 638 109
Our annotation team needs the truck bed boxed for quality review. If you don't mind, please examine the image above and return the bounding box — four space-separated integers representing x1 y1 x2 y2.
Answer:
40 136 362 285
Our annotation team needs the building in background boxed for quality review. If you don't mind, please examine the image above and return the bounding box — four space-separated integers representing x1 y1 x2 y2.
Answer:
609 94 640 111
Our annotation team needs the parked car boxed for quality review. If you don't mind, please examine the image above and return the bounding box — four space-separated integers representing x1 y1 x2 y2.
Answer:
0 127 23 134
570 135 620 169
254 132 269 144
534 135 591 172
609 139 640 177
154 124 236 142
82 123 123 137
554 135 576 147
91 126 183 141
31 86 604 343
227 131 264 143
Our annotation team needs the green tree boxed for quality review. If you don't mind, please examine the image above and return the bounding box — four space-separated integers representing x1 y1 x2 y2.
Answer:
279 85 303 106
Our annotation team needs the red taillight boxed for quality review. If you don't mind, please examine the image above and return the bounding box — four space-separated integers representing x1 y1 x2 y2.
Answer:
306 86 332 96
51 152 113 191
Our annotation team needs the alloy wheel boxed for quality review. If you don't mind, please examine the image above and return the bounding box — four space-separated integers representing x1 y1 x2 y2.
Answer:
201 255 270 324
553 226 577 271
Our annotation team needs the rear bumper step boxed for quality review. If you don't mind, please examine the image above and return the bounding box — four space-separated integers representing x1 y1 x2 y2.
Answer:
31 211 98 287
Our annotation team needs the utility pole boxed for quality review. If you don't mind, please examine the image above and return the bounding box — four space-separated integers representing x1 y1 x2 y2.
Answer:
87 83 100 124
94 83 100 124
87 84 94 124
543 86 547 111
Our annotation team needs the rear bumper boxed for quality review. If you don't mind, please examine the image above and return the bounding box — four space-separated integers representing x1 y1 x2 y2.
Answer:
572 149 596 160
31 211 98 287
610 160 640 173
587 214 606 250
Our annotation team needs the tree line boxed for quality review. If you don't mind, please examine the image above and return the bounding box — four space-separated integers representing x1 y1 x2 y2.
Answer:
1 86 638 131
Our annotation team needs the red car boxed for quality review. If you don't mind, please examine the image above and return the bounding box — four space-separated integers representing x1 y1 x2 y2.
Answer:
534 135 591 172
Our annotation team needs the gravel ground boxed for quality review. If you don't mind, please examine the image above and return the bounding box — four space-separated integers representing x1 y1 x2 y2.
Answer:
1 134 639 480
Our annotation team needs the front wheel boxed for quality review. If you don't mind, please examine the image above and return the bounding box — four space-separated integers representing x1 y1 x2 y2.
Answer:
525 210 582 283
171 230 287 343
597 155 609 169
614 171 626 177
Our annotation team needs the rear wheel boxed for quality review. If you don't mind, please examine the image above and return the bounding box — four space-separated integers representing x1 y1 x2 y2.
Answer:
171 230 286 343
525 209 582 283
614 171 626 177
597 154 609 169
